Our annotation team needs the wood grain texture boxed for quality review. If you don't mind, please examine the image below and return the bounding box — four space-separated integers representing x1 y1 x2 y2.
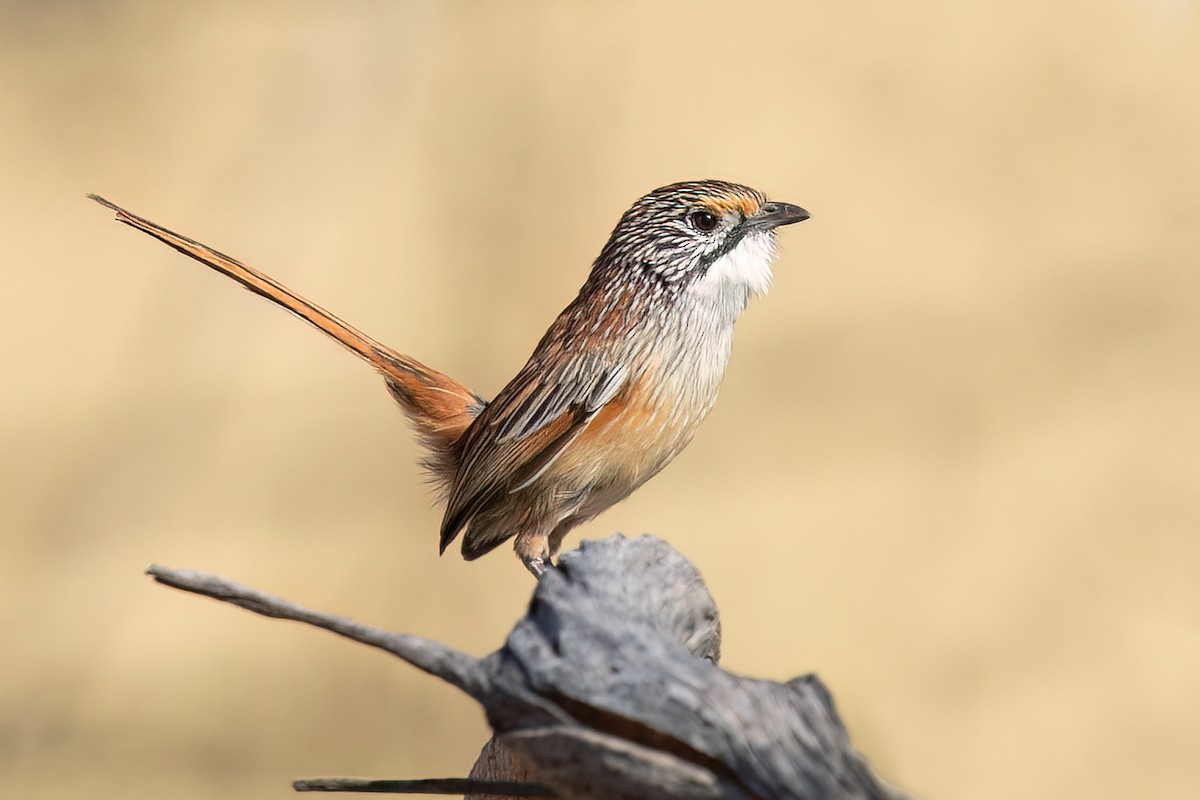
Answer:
148 534 909 799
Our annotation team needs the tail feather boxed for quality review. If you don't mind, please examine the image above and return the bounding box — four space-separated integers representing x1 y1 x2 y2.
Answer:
90 194 484 473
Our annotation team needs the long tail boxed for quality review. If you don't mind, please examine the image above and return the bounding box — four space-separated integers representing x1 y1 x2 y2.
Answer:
89 195 483 475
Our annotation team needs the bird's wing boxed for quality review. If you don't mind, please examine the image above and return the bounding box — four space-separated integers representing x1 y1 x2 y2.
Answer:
438 344 629 556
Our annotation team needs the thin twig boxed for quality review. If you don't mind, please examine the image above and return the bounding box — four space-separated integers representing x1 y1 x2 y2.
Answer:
292 777 553 796
145 564 487 699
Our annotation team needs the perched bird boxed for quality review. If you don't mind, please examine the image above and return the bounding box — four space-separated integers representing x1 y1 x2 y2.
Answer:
91 181 808 575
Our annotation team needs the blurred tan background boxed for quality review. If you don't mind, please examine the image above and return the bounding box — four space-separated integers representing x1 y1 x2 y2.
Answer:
2 1 1198 798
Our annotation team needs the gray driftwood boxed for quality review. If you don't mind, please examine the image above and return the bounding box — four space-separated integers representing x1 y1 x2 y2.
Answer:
148 534 910 800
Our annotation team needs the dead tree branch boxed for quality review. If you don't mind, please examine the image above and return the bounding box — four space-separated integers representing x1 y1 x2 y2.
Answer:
148 534 910 800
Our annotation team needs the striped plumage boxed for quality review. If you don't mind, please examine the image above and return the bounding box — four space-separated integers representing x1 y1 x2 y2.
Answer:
91 180 808 575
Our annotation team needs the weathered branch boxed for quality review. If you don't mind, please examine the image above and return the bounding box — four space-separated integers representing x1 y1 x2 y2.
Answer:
149 535 910 800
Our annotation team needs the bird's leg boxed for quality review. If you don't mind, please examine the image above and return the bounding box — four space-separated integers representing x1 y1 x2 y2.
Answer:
515 531 552 578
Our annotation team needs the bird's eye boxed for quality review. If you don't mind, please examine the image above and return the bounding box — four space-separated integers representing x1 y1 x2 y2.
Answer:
688 210 720 233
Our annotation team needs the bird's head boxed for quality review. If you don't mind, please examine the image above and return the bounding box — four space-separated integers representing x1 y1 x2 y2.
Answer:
592 180 809 304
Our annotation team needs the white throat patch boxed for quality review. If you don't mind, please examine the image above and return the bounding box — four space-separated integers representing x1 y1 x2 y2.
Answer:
695 231 777 299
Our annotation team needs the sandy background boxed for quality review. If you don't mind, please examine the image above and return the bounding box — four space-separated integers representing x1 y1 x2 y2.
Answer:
3 2 1198 798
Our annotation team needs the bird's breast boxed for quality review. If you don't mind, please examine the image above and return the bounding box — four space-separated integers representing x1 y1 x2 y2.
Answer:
558 313 736 490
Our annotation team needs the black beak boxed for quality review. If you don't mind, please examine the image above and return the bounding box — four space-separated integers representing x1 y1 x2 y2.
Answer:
748 201 810 231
